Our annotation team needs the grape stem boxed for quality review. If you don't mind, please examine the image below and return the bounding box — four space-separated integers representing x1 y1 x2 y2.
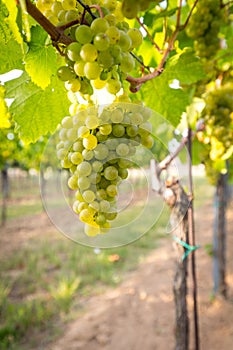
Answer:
57 19 82 31
136 17 162 53
76 0 97 19
89 5 104 18
25 0 73 45
127 0 199 91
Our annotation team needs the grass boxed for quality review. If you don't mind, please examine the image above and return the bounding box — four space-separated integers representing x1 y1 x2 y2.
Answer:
0 172 215 349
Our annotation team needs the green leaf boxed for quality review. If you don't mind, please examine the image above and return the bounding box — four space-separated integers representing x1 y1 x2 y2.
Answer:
2 0 23 44
140 76 190 126
25 26 58 89
0 39 23 74
0 1 11 43
5 72 69 143
0 84 11 128
164 49 205 85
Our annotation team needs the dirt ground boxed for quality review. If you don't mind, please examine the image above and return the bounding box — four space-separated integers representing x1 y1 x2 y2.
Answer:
48 202 233 350
1 201 233 350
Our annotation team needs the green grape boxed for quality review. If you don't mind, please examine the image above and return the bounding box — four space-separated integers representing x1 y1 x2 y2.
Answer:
75 25 93 44
105 13 117 26
68 175 78 190
118 167 128 179
83 134 98 150
99 200 111 212
120 52 135 73
121 0 140 19
116 143 129 156
80 44 98 62
106 184 118 197
94 143 109 160
95 213 107 226
106 79 121 94
112 124 125 137
57 66 76 81
84 224 100 236
104 165 118 180
97 51 114 69
61 116 73 128
57 9 66 21
77 161 92 176
111 108 124 123
65 79 81 92
85 115 100 129
61 0 76 11
70 151 83 165
92 160 104 172
126 125 138 137
67 128 78 142
130 112 144 125
105 211 117 220
73 140 84 152
84 62 101 80
51 1 63 14
90 18 110 35
67 42 82 62
82 149 94 160
99 124 112 135
78 176 91 190
127 28 143 48
74 61 85 77
80 79 94 95
106 26 120 44
103 0 118 12
65 10 78 22
118 30 132 51
93 33 110 51
82 190 96 203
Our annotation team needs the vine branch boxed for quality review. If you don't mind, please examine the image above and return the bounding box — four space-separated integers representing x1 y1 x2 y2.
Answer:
25 0 73 45
126 0 199 91
136 17 162 53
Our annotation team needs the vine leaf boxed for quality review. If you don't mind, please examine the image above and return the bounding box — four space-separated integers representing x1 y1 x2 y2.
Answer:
164 49 205 84
5 72 69 143
2 0 23 44
0 39 23 74
140 76 190 126
25 26 58 89
0 85 11 128
0 1 11 43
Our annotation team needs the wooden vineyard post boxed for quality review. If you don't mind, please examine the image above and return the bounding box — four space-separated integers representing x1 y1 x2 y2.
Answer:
1 165 9 226
213 171 228 297
164 178 190 350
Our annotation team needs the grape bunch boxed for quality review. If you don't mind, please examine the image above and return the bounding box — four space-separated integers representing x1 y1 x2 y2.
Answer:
202 84 233 159
121 0 161 19
37 0 144 100
56 103 154 236
186 0 223 59
197 83 233 184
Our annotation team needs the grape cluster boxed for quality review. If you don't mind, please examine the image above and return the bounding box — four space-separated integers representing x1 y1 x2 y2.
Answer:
36 0 83 25
202 84 233 160
186 0 223 59
56 103 154 236
37 0 143 99
197 83 233 184
121 0 161 19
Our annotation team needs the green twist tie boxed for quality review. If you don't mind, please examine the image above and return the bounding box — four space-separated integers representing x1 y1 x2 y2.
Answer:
173 235 200 261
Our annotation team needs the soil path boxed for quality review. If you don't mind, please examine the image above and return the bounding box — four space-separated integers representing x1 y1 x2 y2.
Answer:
49 202 233 350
